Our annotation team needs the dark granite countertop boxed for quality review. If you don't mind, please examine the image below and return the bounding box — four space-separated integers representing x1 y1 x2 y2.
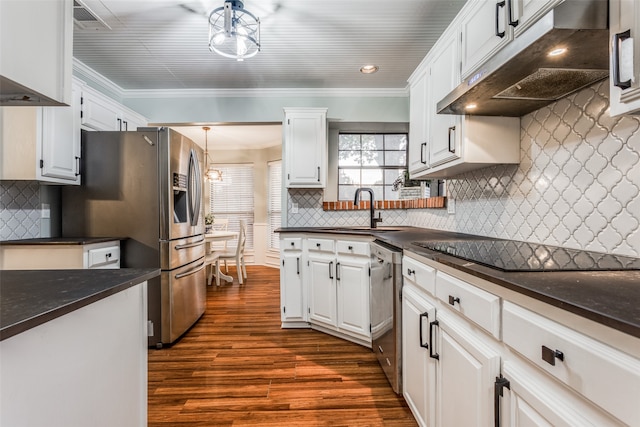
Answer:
1 237 124 245
0 268 160 341
277 227 640 339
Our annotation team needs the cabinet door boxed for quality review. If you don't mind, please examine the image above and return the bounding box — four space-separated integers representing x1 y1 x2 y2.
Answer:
284 108 327 188
307 253 336 327
428 34 462 168
81 87 120 131
39 81 81 184
402 284 437 427
336 256 369 338
280 251 305 324
460 0 513 78
408 69 429 175
436 310 501 427
120 109 147 131
609 0 640 116
511 0 562 37
503 360 626 427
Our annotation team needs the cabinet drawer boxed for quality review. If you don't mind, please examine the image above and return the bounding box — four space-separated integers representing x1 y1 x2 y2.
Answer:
87 245 120 269
435 272 500 338
307 238 334 253
402 256 436 295
336 240 368 256
282 238 302 251
503 301 640 427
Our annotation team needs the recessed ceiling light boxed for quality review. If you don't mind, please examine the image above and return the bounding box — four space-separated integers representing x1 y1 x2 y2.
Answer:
465 103 477 110
548 48 567 57
360 65 379 74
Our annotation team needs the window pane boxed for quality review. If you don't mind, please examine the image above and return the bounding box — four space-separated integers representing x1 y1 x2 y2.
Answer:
338 150 362 166
338 134 361 150
339 169 360 185
385 134 407 150
362 169 383 185
385 185 400 200
362 150 383 167
339 185 359 200
361 134 384 150
385 151 407 166
370 186 384 200
385 169 404 183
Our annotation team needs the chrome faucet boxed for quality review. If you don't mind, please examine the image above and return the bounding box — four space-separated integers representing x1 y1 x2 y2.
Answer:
354 187 383 229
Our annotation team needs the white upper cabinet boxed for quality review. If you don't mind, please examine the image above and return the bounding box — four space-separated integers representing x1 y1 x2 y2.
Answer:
0 0 73 105
510 0 563 37
408 68 429 176
609 0 640 116
0 78 82 185
283 108 327 188
81 85 148 131
460 0 514 79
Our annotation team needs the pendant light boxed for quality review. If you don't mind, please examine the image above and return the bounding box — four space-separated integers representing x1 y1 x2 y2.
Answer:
203 126 223 182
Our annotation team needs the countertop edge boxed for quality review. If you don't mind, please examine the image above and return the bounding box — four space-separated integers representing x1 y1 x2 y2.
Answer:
0 268 160 341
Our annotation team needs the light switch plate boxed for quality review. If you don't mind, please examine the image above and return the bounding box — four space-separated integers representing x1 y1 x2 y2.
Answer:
447 198 455 215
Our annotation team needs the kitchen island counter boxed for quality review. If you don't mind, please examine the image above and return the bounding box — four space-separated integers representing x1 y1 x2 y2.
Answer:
0 268 159 341
277 227 640 341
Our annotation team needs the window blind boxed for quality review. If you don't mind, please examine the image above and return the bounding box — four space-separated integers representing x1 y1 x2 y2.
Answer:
209 164 254 250
268 160 282 250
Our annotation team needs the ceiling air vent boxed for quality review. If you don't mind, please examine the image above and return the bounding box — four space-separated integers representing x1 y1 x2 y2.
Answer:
73 0 111 30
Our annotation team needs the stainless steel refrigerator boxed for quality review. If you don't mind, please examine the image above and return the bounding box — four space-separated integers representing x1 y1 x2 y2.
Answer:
62 127 206 347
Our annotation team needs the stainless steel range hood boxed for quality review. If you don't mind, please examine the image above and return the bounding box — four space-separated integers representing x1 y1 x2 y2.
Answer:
437 0 609 117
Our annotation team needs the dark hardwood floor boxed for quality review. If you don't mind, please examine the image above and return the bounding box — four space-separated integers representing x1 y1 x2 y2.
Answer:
148 265 417 426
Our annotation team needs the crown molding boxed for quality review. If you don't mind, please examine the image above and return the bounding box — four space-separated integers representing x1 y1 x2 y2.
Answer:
73 58 409 99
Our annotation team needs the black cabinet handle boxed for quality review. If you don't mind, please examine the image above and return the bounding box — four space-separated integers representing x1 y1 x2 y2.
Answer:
494 376 510 427
429 320 439 360
316 243 321 248
507 0 518 27
348 245 353 250
419 312 429 349
448 126 456 153
291 241 295 247
407 268 415 276
448 295 460 306
329 261 334 279
296 257 300 275
613 29 632 89
420 142 427 164
541 345 564 366
317 166 320 182
117 118 122 130
495 1 506 38
75 156 81 176
336 262 341 281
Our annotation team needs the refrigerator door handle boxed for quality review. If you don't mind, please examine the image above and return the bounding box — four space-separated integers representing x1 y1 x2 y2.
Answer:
187 148 202 227
174 261 205 279
174 240 205 250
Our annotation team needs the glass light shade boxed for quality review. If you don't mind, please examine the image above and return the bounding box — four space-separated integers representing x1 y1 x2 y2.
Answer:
208 1 260 61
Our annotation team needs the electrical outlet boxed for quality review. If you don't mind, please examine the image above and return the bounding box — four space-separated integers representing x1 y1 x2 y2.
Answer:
41 203 51 219
447 198 455 215
292 202 299 214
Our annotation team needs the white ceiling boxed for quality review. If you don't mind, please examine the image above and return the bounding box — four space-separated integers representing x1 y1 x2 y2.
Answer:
73 0 467 148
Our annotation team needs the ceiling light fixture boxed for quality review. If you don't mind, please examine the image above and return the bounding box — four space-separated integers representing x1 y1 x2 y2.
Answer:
208 0 260 62
548 47 567 57
360 65 379 74
202 126 223 182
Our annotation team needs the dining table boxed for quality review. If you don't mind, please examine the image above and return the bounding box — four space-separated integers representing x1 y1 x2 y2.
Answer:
204 230 239 284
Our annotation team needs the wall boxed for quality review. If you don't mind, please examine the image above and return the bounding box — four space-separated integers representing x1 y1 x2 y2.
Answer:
0 181 60 240
286 80 640 258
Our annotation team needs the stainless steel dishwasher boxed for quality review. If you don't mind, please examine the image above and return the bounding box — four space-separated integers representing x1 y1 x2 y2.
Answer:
370 239 403 394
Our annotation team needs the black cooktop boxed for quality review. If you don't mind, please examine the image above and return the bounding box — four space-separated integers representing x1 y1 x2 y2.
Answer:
412 239 640 272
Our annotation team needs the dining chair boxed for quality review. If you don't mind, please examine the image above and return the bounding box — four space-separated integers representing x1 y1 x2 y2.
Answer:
204 248 221 287
217 219 248 284
210 217 230 270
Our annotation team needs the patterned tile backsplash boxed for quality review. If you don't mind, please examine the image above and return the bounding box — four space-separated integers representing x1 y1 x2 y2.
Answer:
288 80 640 258
1 181 42 240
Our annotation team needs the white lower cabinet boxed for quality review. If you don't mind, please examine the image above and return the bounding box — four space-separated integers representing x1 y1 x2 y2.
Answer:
279 234 371 345
280 237 306 327
402 283 437 427
401 253 640 427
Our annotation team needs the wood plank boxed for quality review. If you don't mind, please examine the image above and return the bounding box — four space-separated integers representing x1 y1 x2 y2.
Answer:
148 265 417 426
